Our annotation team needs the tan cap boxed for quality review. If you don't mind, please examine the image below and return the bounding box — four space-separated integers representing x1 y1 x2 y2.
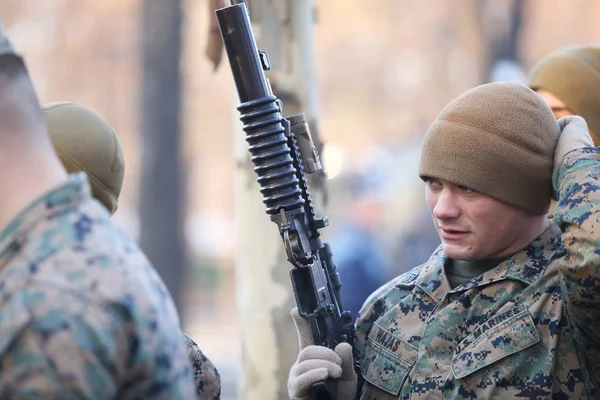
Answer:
419 82 560 215
43 102 125 214
528 45 600 144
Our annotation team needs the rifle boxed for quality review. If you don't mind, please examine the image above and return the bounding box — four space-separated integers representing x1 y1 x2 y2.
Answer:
215 2 355 399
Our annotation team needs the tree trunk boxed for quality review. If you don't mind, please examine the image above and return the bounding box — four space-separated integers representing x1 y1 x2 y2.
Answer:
139 0 187 317
477 0 526 82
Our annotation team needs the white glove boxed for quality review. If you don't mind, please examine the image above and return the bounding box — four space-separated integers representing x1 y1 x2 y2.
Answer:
554 115 595 167
287 308 357 400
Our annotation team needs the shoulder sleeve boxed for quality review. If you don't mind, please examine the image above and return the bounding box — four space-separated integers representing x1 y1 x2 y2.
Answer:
184 334 221 400
0 290 127 399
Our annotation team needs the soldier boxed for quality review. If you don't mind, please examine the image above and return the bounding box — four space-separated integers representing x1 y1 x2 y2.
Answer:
287 82 600 398
43 101 222 399
528 45 600 217
184 333 222 400
43 102 125 215
528 45 600 145
0 29 196 398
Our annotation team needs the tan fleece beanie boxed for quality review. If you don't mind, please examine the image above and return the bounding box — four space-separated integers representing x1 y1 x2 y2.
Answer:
43 102 125 214
528 45 600 145
419 82 560 215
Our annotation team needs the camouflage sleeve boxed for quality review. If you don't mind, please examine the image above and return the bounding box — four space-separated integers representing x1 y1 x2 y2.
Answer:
0 290 129 399
184 334 221 400
553 147 600 381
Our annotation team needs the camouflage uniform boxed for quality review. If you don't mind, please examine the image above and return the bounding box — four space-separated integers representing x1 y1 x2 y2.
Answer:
0 173 196 399
355 147 600 399
184 334 221 399
43 101 221 398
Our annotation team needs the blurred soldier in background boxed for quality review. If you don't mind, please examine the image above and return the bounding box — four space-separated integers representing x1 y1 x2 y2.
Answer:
43 102 125 214
528 44 600 216
329 174 389 321
529 45 600 144
43 101 222 399
0 27 197 398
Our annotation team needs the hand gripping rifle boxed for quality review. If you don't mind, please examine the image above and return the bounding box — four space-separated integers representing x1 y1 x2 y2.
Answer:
215 2 355 399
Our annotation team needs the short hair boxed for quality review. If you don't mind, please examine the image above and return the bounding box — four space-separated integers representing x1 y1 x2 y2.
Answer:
0 54 45 139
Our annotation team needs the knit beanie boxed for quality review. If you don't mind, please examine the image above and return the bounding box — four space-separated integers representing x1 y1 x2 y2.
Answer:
528 45 600 144
43 102 125 214
419 82 560 215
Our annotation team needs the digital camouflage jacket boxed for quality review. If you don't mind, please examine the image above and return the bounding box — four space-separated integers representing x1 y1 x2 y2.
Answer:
0 173 196 399
355 148 600 399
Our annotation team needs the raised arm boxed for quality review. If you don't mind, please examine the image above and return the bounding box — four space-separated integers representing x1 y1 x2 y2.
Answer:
553 116 600 381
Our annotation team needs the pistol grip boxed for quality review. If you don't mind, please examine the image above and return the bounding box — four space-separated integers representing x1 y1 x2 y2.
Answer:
311 378 338 400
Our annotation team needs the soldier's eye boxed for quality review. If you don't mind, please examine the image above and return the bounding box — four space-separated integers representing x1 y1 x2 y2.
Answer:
425 177 442 189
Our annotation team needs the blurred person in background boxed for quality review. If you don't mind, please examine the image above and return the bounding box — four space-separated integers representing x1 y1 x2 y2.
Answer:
329 173 390 322
43 101 222 400
393 206 440 273
529 45 600 143
287 82 600 399
528 44 600 217
0 25 199 397
43 102 125 215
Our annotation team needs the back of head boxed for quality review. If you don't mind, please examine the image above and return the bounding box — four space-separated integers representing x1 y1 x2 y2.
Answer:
43 103 125 214
419 82 560 215
528 45 600 142
0 31 47 146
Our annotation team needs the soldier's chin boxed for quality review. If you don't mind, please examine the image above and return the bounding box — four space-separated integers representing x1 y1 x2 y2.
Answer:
442 244 474 261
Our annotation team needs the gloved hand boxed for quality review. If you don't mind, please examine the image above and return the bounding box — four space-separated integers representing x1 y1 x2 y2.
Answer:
554 115 595 167
287 308 357 400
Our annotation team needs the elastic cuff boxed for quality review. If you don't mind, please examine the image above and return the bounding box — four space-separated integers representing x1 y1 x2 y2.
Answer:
553 147 600 199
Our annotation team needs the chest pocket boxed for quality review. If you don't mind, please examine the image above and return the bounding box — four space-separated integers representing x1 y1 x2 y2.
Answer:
451 306 540 379
361 324 417 396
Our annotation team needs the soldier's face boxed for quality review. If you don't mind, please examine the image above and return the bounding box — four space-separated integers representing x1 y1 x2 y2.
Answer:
425 178 536 261
536 90 574 119
536 88 598 148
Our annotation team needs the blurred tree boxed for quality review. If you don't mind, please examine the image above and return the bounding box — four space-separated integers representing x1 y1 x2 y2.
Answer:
139 0 187 317
477 0 526 82
206 0 224 71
